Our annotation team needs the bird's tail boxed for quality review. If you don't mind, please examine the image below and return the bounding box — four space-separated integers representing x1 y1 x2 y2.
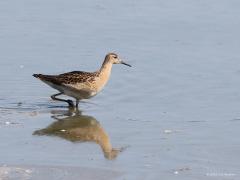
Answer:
33 74 42 78
33 74 60 85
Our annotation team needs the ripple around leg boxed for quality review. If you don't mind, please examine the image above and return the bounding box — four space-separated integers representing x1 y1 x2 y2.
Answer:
0 98 100 119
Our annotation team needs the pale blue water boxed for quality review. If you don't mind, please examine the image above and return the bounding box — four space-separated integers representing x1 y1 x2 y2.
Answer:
0 0 240 179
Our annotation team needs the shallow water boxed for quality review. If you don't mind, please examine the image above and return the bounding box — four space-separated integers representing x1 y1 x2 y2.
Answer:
0 0 240 179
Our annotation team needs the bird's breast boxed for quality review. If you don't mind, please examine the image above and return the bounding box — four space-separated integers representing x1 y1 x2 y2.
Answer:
95 72 111 92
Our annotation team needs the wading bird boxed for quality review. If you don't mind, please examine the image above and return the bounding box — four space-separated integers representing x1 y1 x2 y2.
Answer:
33 53 131 108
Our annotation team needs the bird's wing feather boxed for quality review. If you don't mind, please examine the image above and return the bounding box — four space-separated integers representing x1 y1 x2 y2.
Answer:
34 71 99 85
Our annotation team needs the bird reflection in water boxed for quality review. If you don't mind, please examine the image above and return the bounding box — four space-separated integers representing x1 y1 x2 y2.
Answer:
33 109 124 160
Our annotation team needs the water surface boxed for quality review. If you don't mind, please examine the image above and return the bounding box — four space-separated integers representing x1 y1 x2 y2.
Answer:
0 0 240 179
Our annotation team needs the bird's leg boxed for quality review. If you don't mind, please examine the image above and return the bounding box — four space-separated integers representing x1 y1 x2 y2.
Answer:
75 99 79 108
51 93 74 107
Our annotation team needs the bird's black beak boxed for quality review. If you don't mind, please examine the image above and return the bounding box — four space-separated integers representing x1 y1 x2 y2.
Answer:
120 61 131 67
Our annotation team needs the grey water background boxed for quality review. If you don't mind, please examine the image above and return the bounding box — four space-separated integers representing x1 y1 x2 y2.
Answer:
0 0 240 179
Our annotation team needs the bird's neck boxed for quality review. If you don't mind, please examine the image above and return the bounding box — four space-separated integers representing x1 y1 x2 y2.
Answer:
98 60 113 82
93 59 113 92
100 58 112 72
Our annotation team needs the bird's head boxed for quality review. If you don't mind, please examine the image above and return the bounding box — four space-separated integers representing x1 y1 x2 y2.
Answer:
104 53 131 67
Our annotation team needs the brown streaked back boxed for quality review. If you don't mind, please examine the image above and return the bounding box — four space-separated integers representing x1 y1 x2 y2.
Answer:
33 71 100 85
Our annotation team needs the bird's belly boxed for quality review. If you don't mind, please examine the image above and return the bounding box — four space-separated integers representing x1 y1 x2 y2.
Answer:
43 80 100 99
63 87 98 99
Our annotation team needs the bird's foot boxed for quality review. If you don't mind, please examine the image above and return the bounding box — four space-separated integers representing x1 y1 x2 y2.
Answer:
67 100 74 108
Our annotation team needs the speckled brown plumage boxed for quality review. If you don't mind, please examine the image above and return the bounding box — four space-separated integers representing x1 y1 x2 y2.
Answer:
33 71 100 85
33 52 131 108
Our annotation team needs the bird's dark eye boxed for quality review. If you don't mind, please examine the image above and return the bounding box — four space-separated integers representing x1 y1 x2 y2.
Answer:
114 56 117 59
